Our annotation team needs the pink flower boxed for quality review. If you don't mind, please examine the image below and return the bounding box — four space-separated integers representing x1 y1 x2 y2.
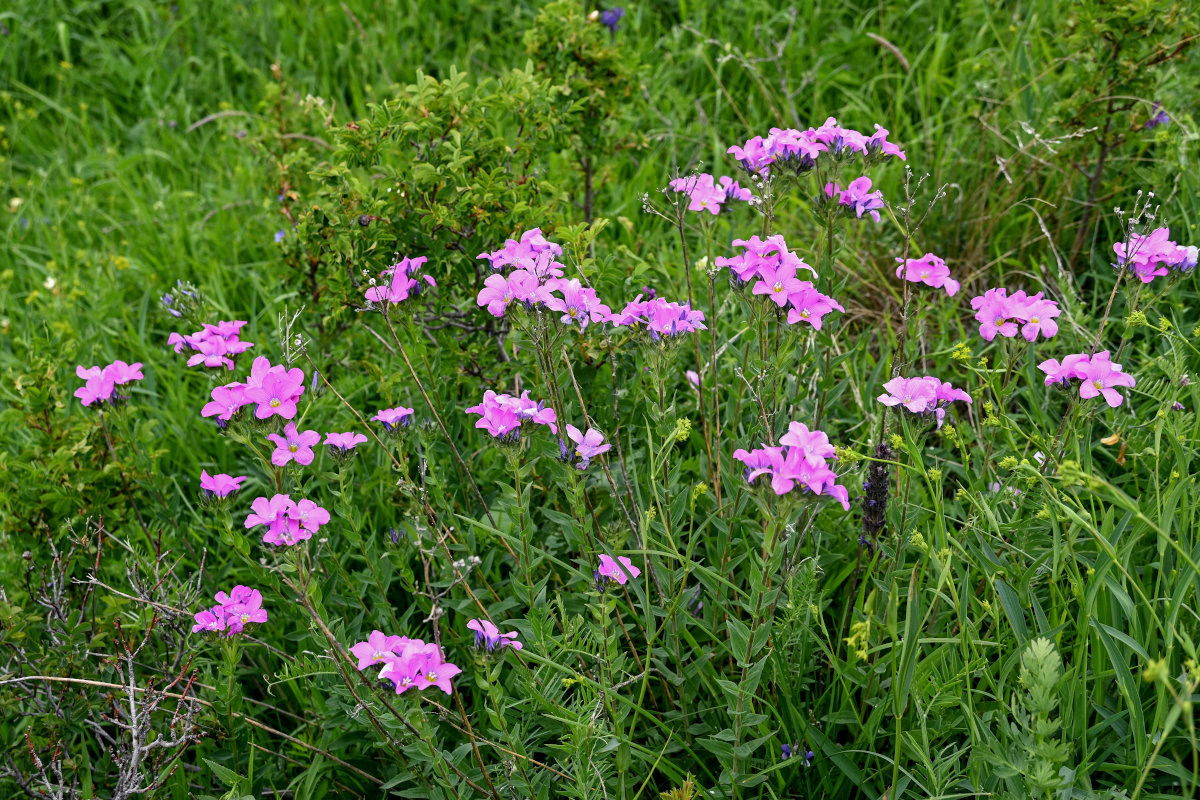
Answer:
1037 353 1091 387
476 269 542 317
717 235 813 287
325 431 368 453
564 424 611 469
364 256 434 304
290 498 330 534
544 279 612 329
372 406 414 432
826 176 885 222
686 370 700 389
185 337 236 370
970 288 1060 342
267 423 320 467
785 283 844 329
467 619 523 651
243 357 305 420
895 253 959 297
596 554 641 585
379 640 460 695
192 585 267 636
201 382 250 424
466 391 558 441
350 630 411 670
245 494 304 546
200 470 245 498
734 421 849 509
878 376 972 428
477 228 563 272
75 373 116 407
1040 351 1135 407
191 608 225 634
103 360 144 384
752 261 808 308
779 422 836 468
1114 226 1197 283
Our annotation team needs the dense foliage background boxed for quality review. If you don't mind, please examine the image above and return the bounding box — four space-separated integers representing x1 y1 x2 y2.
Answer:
2 0 1200 798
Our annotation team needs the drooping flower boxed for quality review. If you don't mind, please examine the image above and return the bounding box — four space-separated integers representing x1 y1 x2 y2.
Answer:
596 554 641 585
372 406 415 432
895 253 960 297
467 619 523 652
267 422 321 467
200 470 246 499
564 424 611 469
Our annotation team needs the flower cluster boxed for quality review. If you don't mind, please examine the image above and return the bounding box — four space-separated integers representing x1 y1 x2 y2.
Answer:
545 278 612 330
716 236 843 328
350 631 461 695
732 421 850 509
896 253 960 297
610 295 708 339
244 493 330 546
372 406 415 432
168 320 254 370
560 424 611 469
667 173 752 215
201 357 307 426
467 619 523 651
824 177 885 222
200 470 245 499
75 361 144 407
466 390 558 442
596 554 641 586
477 227 564 272
192 585 267 636
1038 351 1136 407
364 256 436 305
160 279 204 320
877 376 972 428
727 118 906 176
1113 227 1197 283
969 288 1061 342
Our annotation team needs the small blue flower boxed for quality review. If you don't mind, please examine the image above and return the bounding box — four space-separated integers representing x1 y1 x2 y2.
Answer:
600 7 624 34
275 230 286 243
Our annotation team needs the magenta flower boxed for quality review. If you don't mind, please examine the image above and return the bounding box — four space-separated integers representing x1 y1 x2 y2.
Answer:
895 253 960 297
192 585 267 637
201 382 250 425
867 124 907 161
564 424 611 469
825 176 885 222
364 256 435 304
466 390 558 442
467 619 523 652
477 228 563 273
970 288 1060 342
476 269 543 317
372 406 415 432
245 493 304 546
103 360 144 384
686 370 700 389
74 360 144 407
716 235 812 287
878 376 972 428
668 174 751 214
779 421 836 468
200 470 246 498
733 420 849 509
267 422 320 467
784 284 844 329
185 336 236 370
733 446 783 486
291 498 330 534
223 593 268 635
643 299 707 340
191 608 226 634
350 630 411 670
243 357 306 420
545 279 612 329
1038 351 1135 407
75 372 116 407
1113 226 1197 283
380 640 461 695
596 554 641 585
753 261 808 308
325 431 368 454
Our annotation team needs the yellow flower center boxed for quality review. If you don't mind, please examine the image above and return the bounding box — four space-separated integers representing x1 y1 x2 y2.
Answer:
1030 317 1039 324
289 444 298 453
773 283 784 293
240 614 249 623
1093 380 1103 389
920 271 929 279
994 317 1004 326
426 672 437 682
800 309 810 318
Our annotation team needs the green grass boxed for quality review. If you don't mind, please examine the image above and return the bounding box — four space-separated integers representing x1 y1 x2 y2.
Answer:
2 1 1200 798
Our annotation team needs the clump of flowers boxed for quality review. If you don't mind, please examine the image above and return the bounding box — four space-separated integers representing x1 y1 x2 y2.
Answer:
74 361 144 407
364 256 436 305
476 269 551 318
372 406 415 433
895 253 960 297
732 421 851 509
244 493 330 546
877 376 973 428
727 118 905 176
1038 350 1136 408
610 296 707 341
243 357 306 420
466 390 558 443
374 638 461 695
596 554 641 586
192 585 267 636
742 246 843 329
167 320 254 370
1112 227 1197 283
200 470 246 500
467 619 523 651
716 235 814 288
823 176 885 222
667 173 752 215
969 288 1061 342
561 424 611 469
267 423 321 467
477 227 564 273
160 279 205 321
